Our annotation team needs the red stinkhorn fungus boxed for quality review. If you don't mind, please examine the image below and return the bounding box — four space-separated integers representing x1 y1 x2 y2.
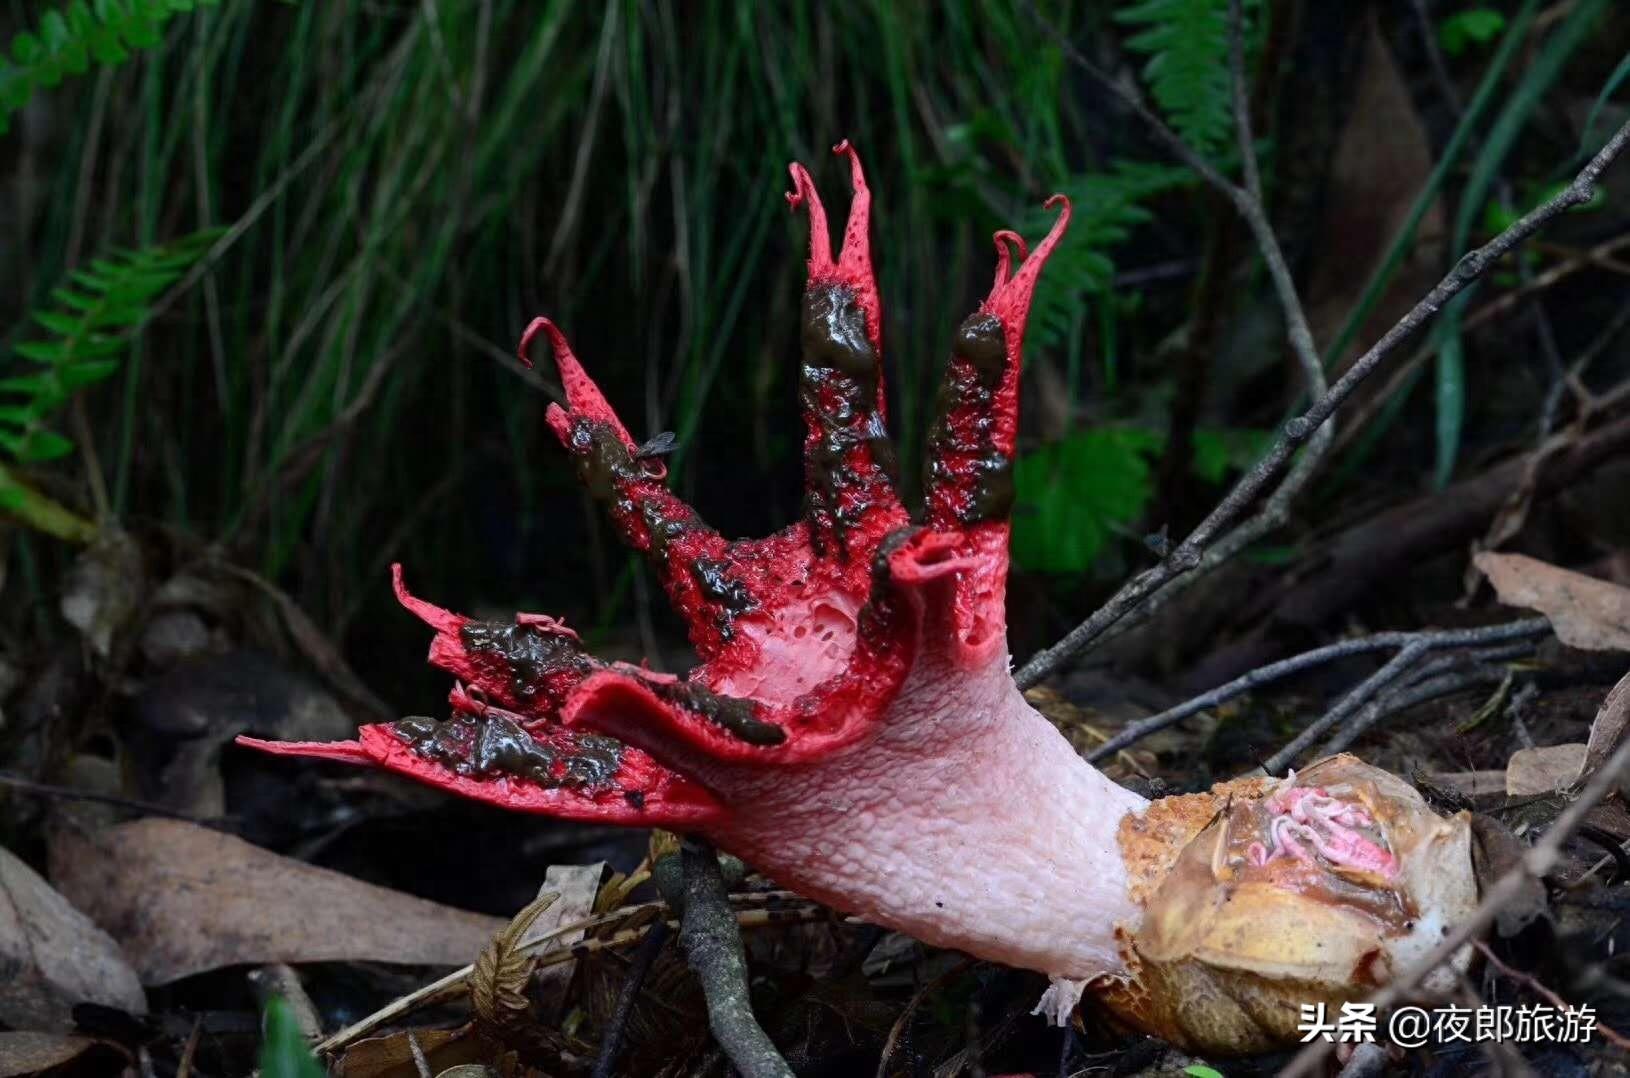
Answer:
239 143 1476 1055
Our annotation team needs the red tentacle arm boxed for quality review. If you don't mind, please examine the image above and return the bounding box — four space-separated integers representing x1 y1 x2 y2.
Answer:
786 142 905 557
239 563 726 826
920 196 1071 665
237 725 723 825
526 317 745 662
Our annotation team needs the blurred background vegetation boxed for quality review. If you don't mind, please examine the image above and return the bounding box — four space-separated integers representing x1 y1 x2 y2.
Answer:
0 0 1625 709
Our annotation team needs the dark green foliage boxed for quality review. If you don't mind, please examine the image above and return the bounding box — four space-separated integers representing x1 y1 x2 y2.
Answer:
9 1 1194 629
1 230 218 465
1438 9 1508 56
257 998 325 1078
0 0 218 134
11 0 1595 672
1012 426 1267 573
1431 0 1607 487
1024 161 1194 350
1116 0 1234 155
1013 426 1162 574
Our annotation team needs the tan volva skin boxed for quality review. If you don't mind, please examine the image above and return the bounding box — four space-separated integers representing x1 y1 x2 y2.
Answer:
1103 755 1478 1053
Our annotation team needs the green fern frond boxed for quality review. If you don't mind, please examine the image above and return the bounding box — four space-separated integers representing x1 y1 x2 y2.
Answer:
0 229 220 464
1012 425 1269 573
0 0 219 136
1024 160 1195 350
1117 0 1233 154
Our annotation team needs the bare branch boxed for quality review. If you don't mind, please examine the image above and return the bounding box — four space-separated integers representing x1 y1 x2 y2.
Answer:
661 841 793 1078
1088 618 1549 761
1227 0 1324 396
1018 112 1630 688
1267 642 1433 774
1318 640 1539 756
590 918 671 1078
1474 939 1630 1051
1017 0 1340 686
312 889 820 1056
1348 665 1515 743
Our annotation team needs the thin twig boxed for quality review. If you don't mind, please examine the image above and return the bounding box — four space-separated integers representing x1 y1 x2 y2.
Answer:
1321 643 1539 756
175 1017 202 1078
875 959 975 1078
1332 235 1630 459
0 771 231 826
1089 618 1550 761
1467 301 1630 567
1019 113 1630 688
1505 679 1540 750
314 891 827 1055
1227 0 1325 395
1279 714 1630 1076
1262 642 1433 774
665 840 793 1078
1266 624 1546 772
406 1032 432 1078
590 918 671 1078
1364 667 1512 739
1017 2 1333 682
1410 0 1465 117
1474 939 1630 1051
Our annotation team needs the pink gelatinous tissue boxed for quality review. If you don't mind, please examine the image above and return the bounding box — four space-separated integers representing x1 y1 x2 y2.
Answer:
240 143 1478 1056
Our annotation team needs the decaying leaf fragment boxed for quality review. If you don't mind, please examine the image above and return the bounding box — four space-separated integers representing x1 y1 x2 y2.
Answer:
49 818 504 982
470 891 558 1036
58 529 145 658
1475 552 1630 651
336 1027 487 1078
0 845 145 1028
1581 669 1630 787
1500 668 1630 795
0 1032 108 1077
523 862 605 1017
1506 743 1589 797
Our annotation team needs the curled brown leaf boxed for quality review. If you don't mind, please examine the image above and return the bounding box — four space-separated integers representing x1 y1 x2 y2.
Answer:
1475 552 1630 651
470 891 559 1036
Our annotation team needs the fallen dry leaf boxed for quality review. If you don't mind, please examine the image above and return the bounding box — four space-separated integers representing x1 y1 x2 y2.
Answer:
0 846 146 1028
49 818 505 983
337 1026 486 1078
525 862 605 1017
0 1032 104 1077
1581 668 1630 786
222 564 392 720
1475 552 1630 651
1305 13 1444 369
130 649 355 816
1505 743 1588 797
59 530 145 659
1469 814 1548 937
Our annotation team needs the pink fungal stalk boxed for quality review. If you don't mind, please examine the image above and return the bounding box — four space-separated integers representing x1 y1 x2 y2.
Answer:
240 143 1478 1055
